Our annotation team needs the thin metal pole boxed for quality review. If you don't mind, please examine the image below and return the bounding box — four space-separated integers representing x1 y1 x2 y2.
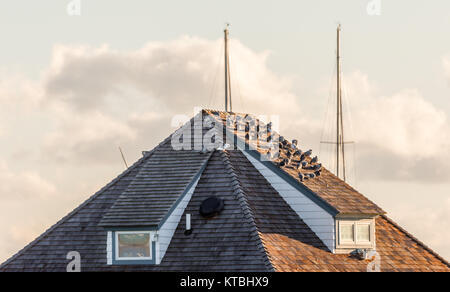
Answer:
224 27 229 112
336 24 341 178
118 146 128 169
340 79 347 181
227 47 232 112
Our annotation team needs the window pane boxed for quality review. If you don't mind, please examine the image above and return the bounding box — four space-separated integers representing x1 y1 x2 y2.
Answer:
340 224 354 242
357 224 370 242
118 233 150 258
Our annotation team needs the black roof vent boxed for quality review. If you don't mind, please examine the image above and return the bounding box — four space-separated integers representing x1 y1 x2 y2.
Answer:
199 196 224 218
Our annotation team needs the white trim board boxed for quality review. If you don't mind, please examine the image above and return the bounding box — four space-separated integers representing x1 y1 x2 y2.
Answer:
157 177 201 264
242 151 336 252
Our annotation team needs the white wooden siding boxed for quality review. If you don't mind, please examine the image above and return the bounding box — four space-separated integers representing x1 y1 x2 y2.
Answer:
157 177 201 263
106 231 112 265
242 151 336 252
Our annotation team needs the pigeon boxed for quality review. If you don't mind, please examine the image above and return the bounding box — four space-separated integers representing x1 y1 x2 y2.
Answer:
310 156 318 164
299 154 306 162
279 158 289 167
292 139 298 146
304 149 312 157
298 173 304 181
314 171 321 177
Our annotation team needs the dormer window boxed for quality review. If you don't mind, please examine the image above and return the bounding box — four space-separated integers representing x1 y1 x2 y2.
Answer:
107 230 157 265
116 231 152 260
335 218 375 253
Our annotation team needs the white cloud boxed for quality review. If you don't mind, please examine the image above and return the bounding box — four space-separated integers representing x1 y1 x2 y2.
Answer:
41 109 137 164
0 160 56 200
327 71 450 181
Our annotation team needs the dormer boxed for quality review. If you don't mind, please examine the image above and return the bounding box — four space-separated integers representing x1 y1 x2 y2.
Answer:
98 138 211 265
335 215 376 254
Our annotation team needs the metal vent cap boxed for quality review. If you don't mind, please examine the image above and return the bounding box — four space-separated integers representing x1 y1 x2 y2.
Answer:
199 196 224 218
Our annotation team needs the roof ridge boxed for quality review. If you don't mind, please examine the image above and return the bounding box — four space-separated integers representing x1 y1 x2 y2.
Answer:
219 150 274 272
204 109 384 215
0 134 173 269
381 215 450 268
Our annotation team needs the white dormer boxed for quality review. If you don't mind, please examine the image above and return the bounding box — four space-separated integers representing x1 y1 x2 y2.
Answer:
335 216 376 254
242 149 378 254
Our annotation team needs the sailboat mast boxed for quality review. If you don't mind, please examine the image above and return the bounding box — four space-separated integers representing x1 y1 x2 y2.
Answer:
224 25 232 112
336 24 347 181
336 24 341 178
321 25 352 182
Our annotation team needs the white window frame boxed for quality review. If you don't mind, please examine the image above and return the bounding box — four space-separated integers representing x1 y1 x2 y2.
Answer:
336 218 375 250
115 231 153 261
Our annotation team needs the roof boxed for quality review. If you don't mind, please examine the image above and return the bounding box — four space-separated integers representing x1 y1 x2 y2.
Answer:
204 109 385 216
262 215 450 272
1 109 448 272
99 141 211 228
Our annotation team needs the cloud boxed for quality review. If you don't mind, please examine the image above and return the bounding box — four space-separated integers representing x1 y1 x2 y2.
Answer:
329 71 450 182
0 160 56 200
34 36 304 165
42 37 299 115
41 109 137 164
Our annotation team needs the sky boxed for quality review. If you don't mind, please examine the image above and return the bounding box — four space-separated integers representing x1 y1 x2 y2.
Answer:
1 0 450 263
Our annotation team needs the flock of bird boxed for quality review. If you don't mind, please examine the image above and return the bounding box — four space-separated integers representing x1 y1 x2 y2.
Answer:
215 112 324 182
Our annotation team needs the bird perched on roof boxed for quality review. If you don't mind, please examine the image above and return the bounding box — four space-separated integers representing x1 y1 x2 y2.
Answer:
279 158 289 167
304 149 312 157
299 154 306 163
310 156 318 164
313 163 322 171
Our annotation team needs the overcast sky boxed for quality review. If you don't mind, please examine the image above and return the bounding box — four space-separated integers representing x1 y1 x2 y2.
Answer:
1 0 450 263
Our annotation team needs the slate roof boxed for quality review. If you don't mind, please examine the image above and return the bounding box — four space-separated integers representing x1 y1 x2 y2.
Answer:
1 109 449 272
99 142 211 228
